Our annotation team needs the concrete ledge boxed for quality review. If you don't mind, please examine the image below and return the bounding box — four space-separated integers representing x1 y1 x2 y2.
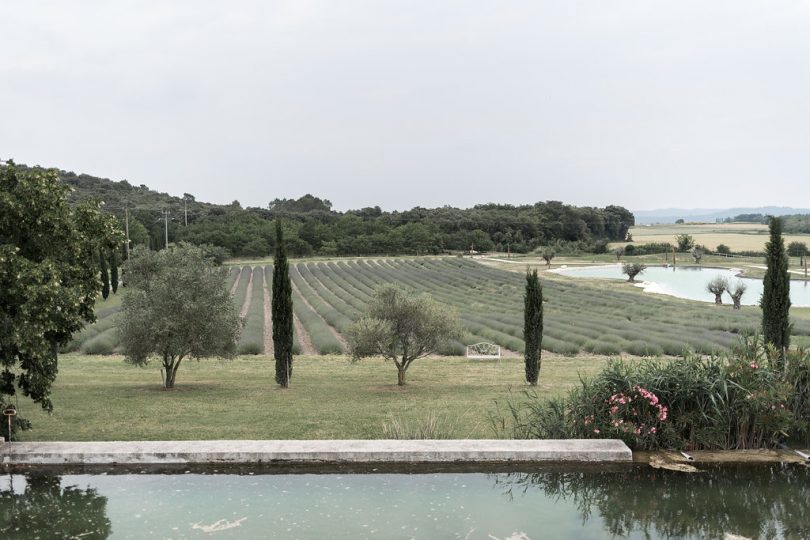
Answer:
1 439 631 465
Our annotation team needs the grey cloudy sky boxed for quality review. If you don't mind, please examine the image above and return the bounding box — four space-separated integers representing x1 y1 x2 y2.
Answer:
2 1 809 211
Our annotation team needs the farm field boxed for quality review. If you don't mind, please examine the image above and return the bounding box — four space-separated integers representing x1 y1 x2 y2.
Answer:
623 222 810 252
69 257 810 359
19 354 612 441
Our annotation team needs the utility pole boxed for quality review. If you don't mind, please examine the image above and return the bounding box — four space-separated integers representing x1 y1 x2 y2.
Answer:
124 207 130 259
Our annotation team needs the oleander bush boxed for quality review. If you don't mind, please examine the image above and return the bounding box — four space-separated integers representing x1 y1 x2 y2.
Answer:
496 337 810 450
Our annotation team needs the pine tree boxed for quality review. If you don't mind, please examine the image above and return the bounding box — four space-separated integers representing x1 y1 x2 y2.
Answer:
523 269 543 385
109 248 119 294
761 216 791 368
272 220 294 387
99 251 110 299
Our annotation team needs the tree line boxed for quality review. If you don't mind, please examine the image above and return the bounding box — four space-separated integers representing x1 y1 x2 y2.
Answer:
725 212 810 234
27 163 634 258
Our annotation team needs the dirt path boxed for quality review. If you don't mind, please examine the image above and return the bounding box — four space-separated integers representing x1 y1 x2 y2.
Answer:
239 268 253 318
229 269 242 295
291 265 349 350
293 313 317 355
262 269 274 355
747 264 809 277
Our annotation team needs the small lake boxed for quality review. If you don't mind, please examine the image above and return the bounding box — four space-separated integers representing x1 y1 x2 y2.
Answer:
0 464 807 539
556 265 810 307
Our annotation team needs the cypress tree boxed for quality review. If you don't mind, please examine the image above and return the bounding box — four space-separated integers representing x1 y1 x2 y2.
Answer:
523 268 543 385
761 216 791 368
109 248 119 294
272 220 294 387
99 251 110 300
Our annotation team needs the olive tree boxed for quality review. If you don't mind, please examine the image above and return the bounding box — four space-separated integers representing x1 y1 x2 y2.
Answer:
120 243 241 389
707 276 729 305
348 285 464 386
622 262 646 283
691 247 703 264
614 246 625 261
0 163 122 439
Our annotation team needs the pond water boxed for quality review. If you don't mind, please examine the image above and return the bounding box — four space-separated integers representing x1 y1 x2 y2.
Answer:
1 464 807 539
556 264 810 307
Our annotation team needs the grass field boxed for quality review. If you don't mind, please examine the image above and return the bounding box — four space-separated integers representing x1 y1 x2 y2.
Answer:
19 354 613 441
624 222 810 252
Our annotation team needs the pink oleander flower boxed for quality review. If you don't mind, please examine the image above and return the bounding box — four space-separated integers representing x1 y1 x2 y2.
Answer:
750 362 758 369
593 429 600 434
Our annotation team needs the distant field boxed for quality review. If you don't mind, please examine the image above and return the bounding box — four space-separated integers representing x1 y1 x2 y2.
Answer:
70 257 810 359
624 223 810 252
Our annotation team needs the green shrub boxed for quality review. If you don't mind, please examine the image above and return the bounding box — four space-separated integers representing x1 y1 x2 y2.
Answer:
584 340 622 356
624 341 664 357
81 331 118 355
597 334 624 344
543 337 580 356
239 342 263 355
496 338 810 450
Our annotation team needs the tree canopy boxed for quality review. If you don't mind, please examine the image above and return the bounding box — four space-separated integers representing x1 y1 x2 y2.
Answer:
10 162 635 259
348 285 464 386
0 163 122 437
119 243 241 388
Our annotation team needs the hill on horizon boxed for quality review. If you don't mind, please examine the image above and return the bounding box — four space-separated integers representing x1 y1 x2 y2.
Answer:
633 206 810 225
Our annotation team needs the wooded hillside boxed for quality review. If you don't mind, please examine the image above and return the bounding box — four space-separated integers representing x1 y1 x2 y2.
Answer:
10 161 634 258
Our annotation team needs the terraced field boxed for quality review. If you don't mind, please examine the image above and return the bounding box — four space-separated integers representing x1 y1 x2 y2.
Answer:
66 258 810 357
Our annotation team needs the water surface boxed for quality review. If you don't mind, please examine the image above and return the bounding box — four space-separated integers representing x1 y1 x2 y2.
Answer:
556 264 810 306
1 464 806 539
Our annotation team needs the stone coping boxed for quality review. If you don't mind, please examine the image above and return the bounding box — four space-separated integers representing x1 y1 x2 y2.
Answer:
1 439 631 465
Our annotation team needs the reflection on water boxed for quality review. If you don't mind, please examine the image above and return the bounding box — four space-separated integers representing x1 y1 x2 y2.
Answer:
496 464 809 540
0 473 111 539
0 465 807 539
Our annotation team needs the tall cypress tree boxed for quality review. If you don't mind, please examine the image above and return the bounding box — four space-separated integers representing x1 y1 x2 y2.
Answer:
272 220 294 387
762 216 791 369
524 268 543 385
109 248 119 294
99 251 110 300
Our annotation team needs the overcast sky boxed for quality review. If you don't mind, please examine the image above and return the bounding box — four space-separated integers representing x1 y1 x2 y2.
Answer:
2 1 809 211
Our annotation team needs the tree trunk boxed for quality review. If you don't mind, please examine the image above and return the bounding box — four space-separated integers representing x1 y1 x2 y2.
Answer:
162 356 182 389
733 299 741 310
397 366 407 386
714 294 723 305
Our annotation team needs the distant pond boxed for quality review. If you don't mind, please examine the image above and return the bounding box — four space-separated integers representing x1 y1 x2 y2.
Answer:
555 264 810 307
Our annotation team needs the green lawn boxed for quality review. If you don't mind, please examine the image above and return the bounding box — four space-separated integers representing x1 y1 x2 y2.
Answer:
19 354 613 441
